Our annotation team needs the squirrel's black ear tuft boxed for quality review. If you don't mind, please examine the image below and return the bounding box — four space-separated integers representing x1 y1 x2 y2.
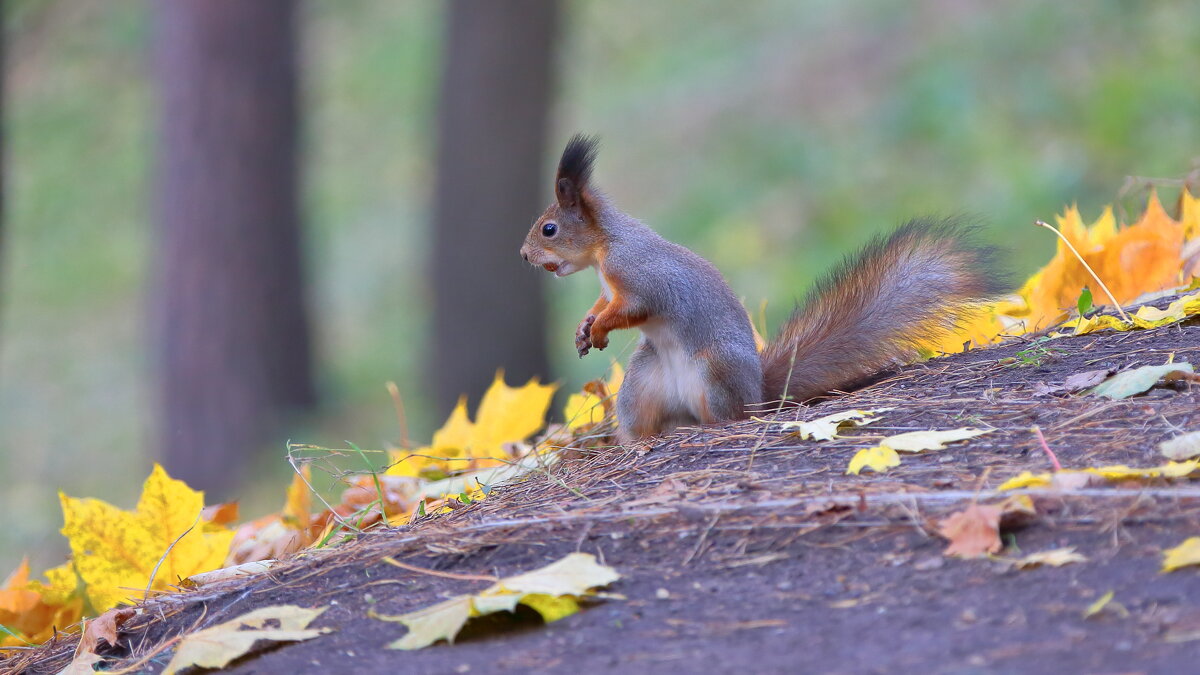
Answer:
556 134 599 211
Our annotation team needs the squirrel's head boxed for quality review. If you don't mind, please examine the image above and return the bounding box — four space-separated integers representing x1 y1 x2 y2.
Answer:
521 134 605 277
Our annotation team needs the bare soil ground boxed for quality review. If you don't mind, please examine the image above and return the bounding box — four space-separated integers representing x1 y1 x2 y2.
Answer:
7 300 1200 675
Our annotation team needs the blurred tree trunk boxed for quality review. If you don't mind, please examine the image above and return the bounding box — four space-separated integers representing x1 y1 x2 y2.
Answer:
431 0 558 416
151 0 314 495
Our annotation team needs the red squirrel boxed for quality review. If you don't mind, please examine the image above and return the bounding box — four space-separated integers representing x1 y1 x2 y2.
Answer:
520 135 1003 442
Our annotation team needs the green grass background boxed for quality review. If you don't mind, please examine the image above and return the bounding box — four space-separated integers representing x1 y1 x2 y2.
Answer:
2 0 1198 572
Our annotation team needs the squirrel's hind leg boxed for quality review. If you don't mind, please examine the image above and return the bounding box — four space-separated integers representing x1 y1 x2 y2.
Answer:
615 342 679 442
694 348 762 424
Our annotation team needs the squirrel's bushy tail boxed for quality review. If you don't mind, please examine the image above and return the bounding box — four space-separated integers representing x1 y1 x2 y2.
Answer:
760 217 1005 404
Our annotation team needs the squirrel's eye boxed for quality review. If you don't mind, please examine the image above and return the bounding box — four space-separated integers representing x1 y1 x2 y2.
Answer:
541 222 558 238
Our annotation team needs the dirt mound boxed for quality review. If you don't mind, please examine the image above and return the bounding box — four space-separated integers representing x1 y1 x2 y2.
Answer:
8 303 1200 674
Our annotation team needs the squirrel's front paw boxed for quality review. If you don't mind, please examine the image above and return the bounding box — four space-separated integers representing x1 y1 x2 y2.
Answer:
575 315 596 357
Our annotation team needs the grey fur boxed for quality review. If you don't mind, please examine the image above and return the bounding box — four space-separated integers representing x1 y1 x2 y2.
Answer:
593 200 763 442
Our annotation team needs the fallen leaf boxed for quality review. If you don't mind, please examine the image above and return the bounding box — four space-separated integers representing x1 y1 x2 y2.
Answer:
776 408 894 441
938 191 1200 351
387 371 557 476
996 471 1049 490
997 494 1038 529
60 464 234 612
1033 369 1112 397
57 652 104 675
845 427 991 475
845 446 901 475
1012 547 1088 569
1021 194 1185 333
1094 460 1199 480
998 494 1036 517
182 561 277 589
1163 537 1200 573
282 467 313 530
1089 362 1194 399
1065 290 1200 336
998 461 1198 491
0 559 41 639
1053 472 1105 490
1161 431 1200 461
938 504 1002 558
373 553 619 650
58 607 136 674
879 427 992 453
562 362 624 430
469 372 558 463
1062 369 1112 391
0 559 84 648
83 607 135 649
163 605 330 675
996 470 1092 490
1083 591 1128 619
200 502 240 528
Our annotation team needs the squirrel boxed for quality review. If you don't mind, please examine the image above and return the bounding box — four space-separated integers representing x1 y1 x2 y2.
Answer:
520 134 1004 443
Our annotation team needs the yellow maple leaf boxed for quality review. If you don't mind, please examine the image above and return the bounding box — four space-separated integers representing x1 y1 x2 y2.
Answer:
432 397 474 456
372 553 619 650
846 446 901 475
163 605 330 675
939 191 1195 352
1017 193 1186 332
879 427 992 452
1181 188 1199 241
385 397 483 478
1162 537 1200 573
996 470 1052 490
845 426 990 475
563 362 624 431
1064 289 1200 336
60 464 234 612
998 460 1200 491
471 371 557 461
282 466 312 531
28 562 81 607
387 371 557 476
1093 461 1199 480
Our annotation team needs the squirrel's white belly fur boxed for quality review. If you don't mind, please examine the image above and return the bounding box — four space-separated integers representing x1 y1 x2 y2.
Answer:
597 269 705 420
638 318 707 420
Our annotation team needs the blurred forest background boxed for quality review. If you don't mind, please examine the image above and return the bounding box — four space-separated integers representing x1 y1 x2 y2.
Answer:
1 0 1198 572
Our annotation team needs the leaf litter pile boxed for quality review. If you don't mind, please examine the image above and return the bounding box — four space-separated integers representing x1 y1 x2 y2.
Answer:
4 191 1200 673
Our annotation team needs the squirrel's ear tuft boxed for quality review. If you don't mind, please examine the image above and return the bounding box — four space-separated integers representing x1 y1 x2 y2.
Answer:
556 134 599 211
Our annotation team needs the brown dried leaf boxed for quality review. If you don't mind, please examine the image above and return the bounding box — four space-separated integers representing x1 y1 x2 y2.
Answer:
59 607 136 674
938 504 1002 558
1061 369 1112 391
